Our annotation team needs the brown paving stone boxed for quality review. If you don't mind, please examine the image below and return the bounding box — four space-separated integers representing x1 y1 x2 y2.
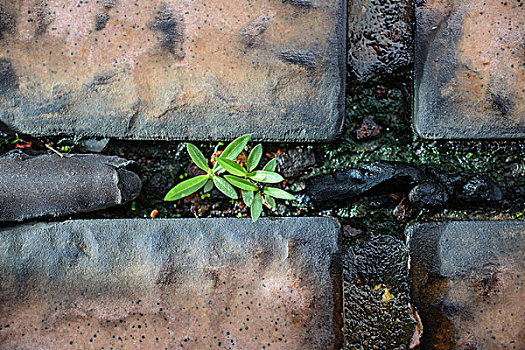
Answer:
414 0 524 139
0 218 342 349
0 0 346 141
408 221 525 349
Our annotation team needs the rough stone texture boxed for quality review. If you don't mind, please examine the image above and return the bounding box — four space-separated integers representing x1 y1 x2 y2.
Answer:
408 221 525 349
343 234 416 349
276 148 316 178
0 0 346 142
347 0 414 82
0 218 343 349
0 150 141 222
414 0 525 139
305 161 423 202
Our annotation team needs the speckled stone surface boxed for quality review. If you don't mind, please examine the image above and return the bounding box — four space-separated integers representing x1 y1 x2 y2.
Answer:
347 0 413 82
414 0 524 139
0 150 141 222
343 234 417 350
0 1 346 141
0 218 343 349
408 221 525 349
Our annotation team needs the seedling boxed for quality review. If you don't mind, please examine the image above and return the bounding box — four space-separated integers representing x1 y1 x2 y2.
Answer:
164 134 295 222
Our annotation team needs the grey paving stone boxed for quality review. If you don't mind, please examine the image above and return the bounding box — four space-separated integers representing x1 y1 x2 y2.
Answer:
0 218 343 349
0 151 141 222
408 221 525 349
0 1 346 141
414 0 525 139
347 0 413 82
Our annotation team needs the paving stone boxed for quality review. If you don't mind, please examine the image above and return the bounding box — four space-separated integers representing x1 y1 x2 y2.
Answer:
343 234 417 350
347 0 414 82
414 0 525 139
0 150 141 222
408 221 525 349
0 1 346 141
0 218 343 349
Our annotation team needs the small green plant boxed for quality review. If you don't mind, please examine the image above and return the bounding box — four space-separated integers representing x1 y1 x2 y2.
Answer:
164 134 295 222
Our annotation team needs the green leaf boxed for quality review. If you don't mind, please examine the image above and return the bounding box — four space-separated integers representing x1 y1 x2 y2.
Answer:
217 158 248 177
242 190 254 207
247 144 263 172
263 187 296 200
186 143 209 172
263 158 277 172
248 171 284 183
203 179 214 193
265 195 276 209
164 175 209 201
225 175 258 191
251 192 263 222
213 134 251 170
213 176 238 199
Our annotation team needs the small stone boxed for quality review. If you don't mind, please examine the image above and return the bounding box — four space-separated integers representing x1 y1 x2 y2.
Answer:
79 138 110 153
342 225 362 239
276 148 316 178
355 117 382 140
455 176 502 204
409 180 449 209
408 221 525 349
0 150 141 222
305 161 424 202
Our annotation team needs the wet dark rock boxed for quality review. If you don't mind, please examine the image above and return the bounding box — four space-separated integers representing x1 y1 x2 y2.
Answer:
343 234 415 349
408 222 525 349
145 172 175 198
409 180 449 209
0 218 342 349
355 116 382 140
348 0 414 82
455 175 502 204
0 151 141 222
306 161 424 203
276 148 316 178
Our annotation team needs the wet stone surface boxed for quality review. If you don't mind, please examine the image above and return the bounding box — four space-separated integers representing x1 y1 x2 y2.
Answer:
0 0 345 141
408 221 525 349
305 161 423 203
0 218 343 349
347 0 414 82
414 0 525 139
343 234 416 349
0 150 141 222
